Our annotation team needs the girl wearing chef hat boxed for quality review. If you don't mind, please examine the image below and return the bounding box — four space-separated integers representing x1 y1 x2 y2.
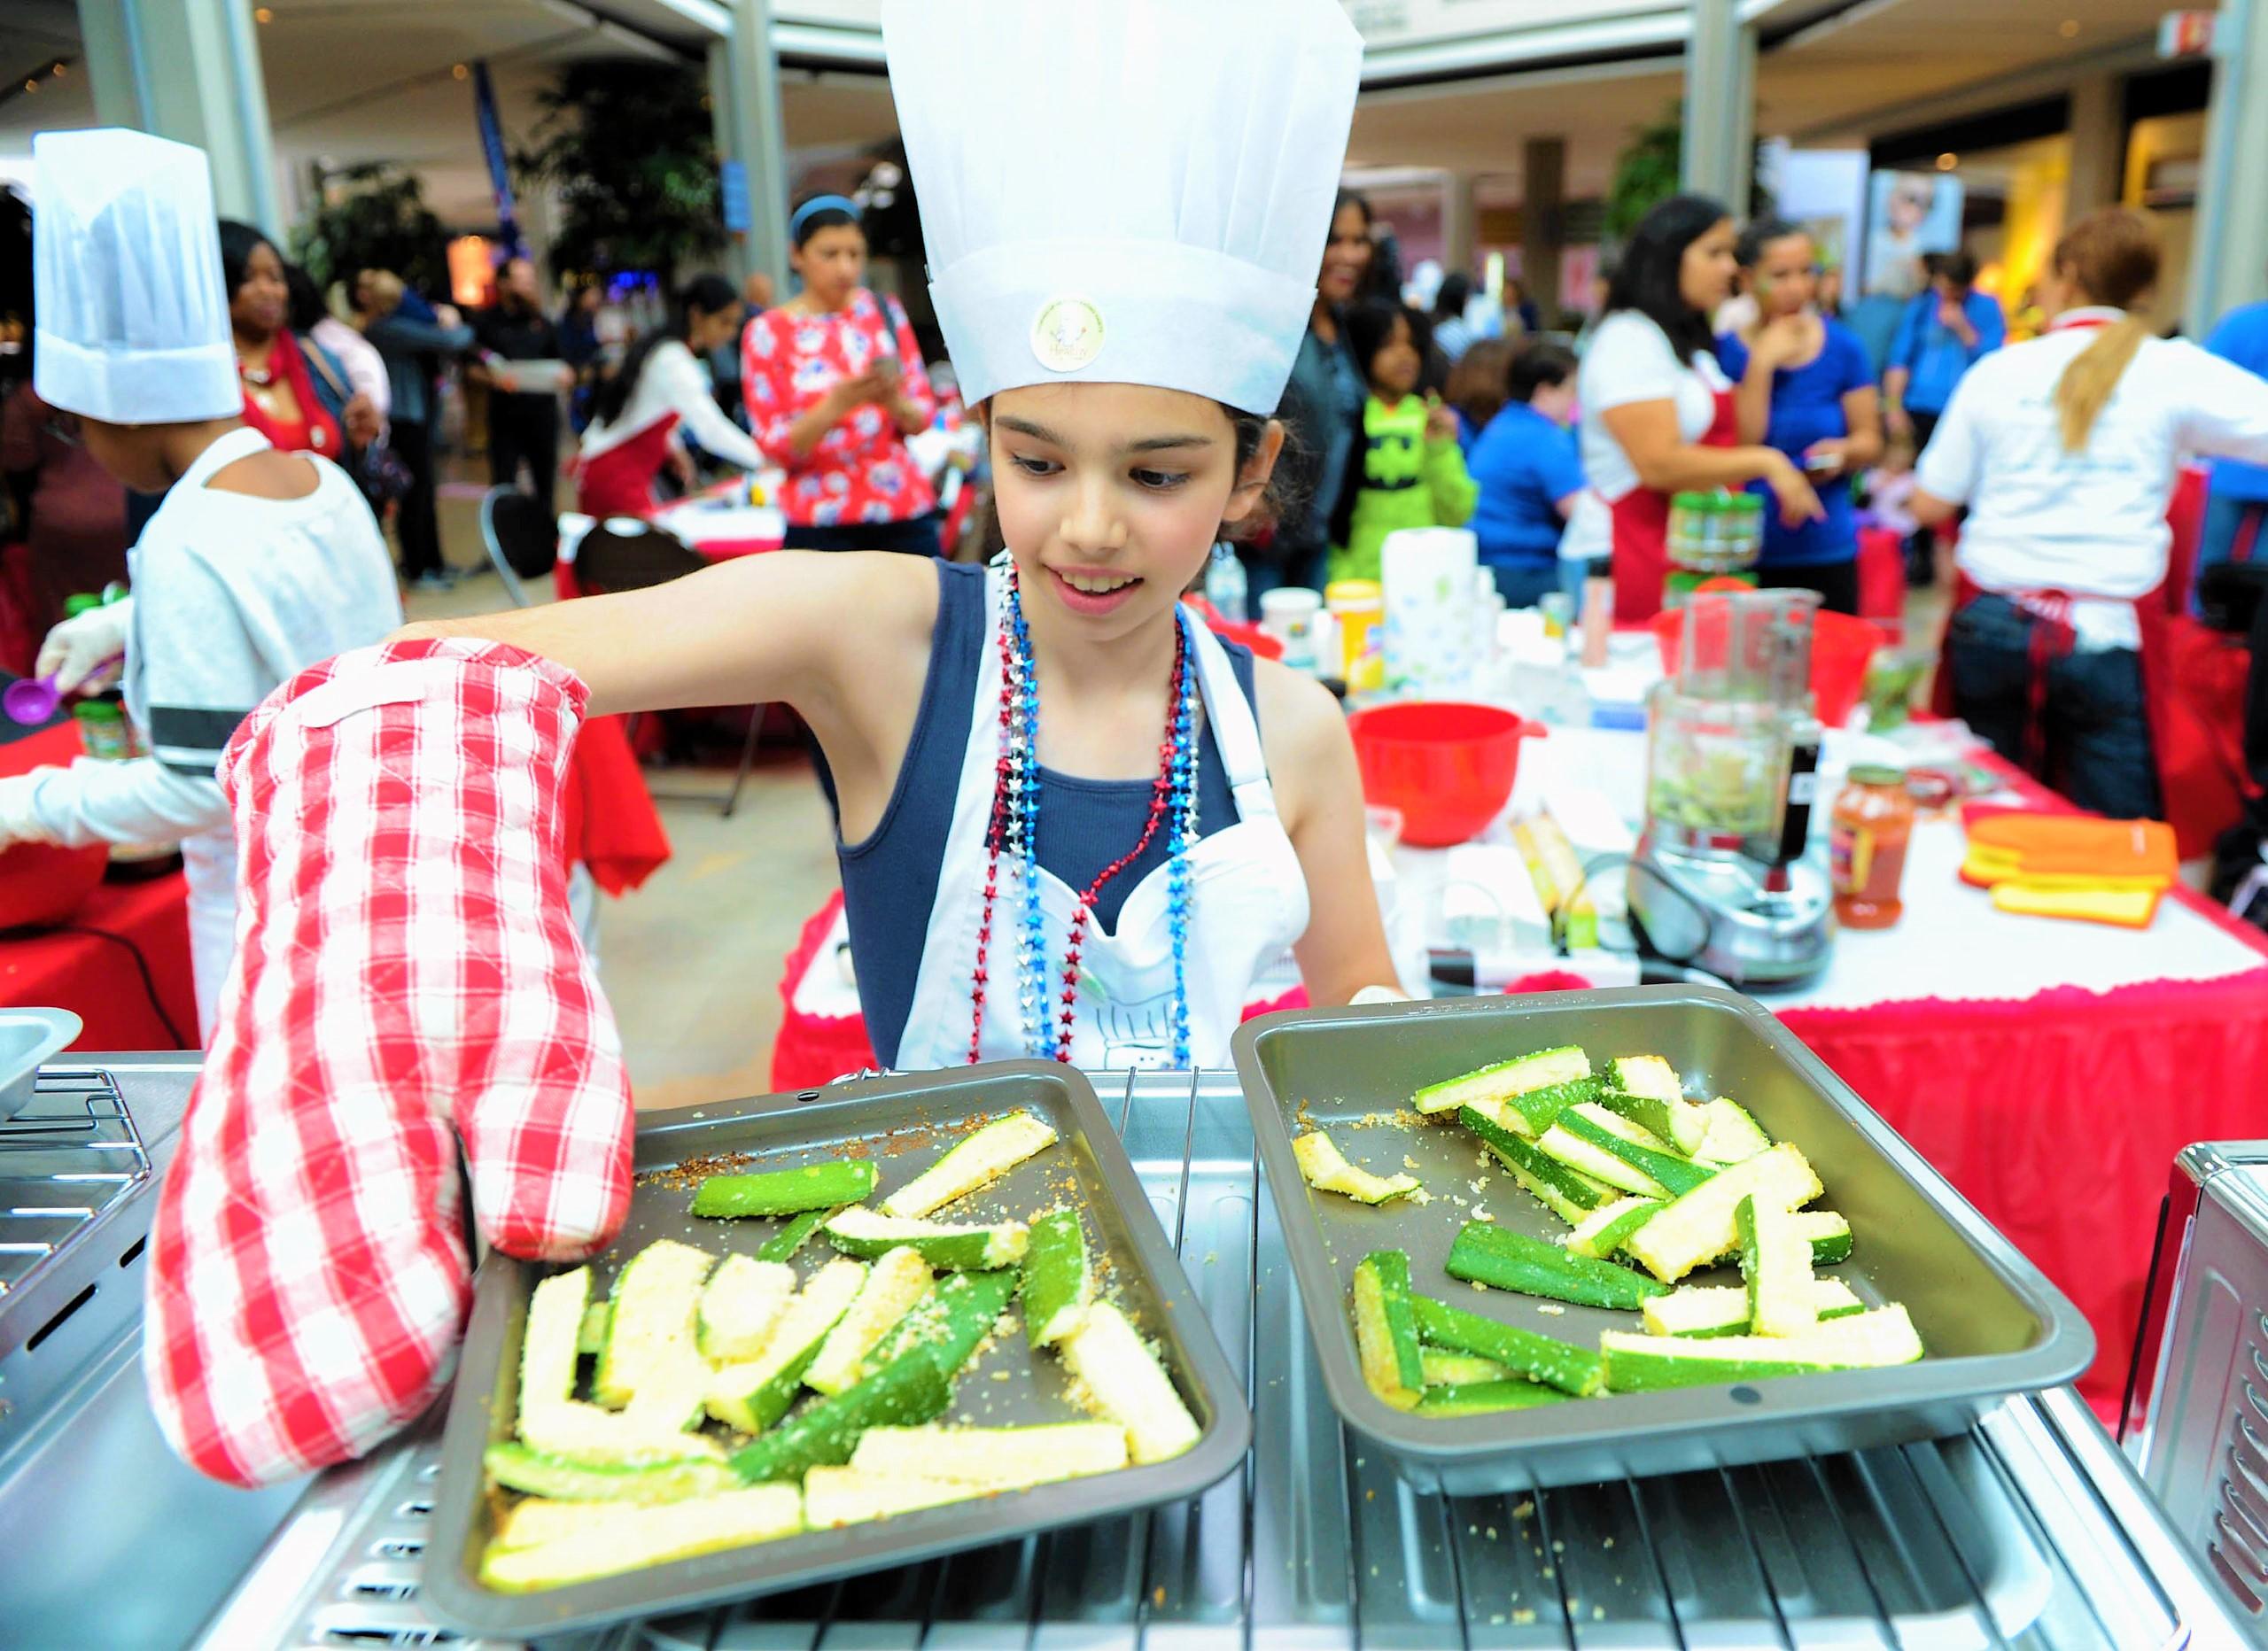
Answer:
0 129 401 1036
154 0 1393 1489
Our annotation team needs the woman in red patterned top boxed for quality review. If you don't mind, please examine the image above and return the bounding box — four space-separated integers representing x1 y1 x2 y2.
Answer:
742 196 942 554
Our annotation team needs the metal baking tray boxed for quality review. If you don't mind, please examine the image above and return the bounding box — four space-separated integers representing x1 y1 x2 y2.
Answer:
1231 985 2094 1495
0 1009 80 1120
420 1060 1251 1638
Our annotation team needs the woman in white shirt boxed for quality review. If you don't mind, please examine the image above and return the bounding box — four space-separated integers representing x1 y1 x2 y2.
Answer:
1913 209 2268 818
574 275 765 518
1561 195 1822 622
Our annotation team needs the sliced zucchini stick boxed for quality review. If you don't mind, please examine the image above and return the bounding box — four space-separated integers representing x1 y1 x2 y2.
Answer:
592 1240 715 1407
484 1442 741 1504
1443 1221 1666 1310
730 1353 953 1484
1413 1045 1594 1124
1619 1144 1822 1284
1419 1348 1509 1386
881 1111 1059 1218
1058 1302 1202 1465
824 1206 1029 1271
696 1255 796 1363
1693 1098 1775 1165
1641 1279 1865 1339
1410 1295 1605 1398
1461 1104 1618 1224
756 1205 835 1263
802 1467 983 1526
866 1266 1019 1377
576 1299 610 1357
522 1267 590 1415
849 1422 1130 1487
1550 1105 1715 1197
478 1485 803 1592
1790 1209 1853 1265
1600 1305 1924 1393
1415 1380 1574 1416
805 1246 934 1395
690 1159 879 1219
1292 1129 1422 1204
1021 1208 1093 1347
1737 1193 1820 1338
1351 1249 1426 1410
1564 1196 1663 1260
704 1257 866 1433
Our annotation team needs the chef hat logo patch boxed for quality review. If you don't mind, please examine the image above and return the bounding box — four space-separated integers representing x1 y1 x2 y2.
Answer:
1031 298 1105 374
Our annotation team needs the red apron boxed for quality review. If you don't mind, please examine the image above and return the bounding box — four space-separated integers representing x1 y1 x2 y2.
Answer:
1609 384 1742 624
572 413 681 520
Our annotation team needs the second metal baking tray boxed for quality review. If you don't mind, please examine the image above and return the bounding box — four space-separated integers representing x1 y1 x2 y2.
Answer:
421 1061 1252 1638
1231 986 2094 1495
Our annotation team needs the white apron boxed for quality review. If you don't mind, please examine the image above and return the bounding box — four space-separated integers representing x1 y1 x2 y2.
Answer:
894 567 1310 1072
124 428 276 1041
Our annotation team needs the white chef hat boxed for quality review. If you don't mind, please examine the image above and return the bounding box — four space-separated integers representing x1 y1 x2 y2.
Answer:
882 0 1363 416
33 128 239 425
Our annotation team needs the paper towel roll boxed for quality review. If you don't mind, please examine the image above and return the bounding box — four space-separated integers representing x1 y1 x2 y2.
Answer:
1381 527 1480 698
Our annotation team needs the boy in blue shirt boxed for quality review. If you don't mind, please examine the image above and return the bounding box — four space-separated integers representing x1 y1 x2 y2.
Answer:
1466 343 1585 606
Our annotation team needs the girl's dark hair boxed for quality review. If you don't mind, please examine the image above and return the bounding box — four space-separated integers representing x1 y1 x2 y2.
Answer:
1433 271 1472 322
1333 187 1373 231
1506 341 1579 404
1735 215 1808 268
284 261 327 336
217 218 276 304
1345 299 1430 386
592 274 743 429
1605 193 1730 360
1444 337 1515 429
790 197 862 251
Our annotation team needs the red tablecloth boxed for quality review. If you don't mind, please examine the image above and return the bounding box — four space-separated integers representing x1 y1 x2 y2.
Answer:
0 721 197 1050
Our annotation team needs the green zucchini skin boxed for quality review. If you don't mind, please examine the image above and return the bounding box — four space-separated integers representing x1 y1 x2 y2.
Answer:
1410 1295 1605 1398
691 1161 879 1219
755 1207 834 1263
1442 1221 1667 1310
727 1353 951 1484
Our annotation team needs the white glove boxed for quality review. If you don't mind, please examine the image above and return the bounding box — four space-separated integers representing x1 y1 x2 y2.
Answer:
35 598 133 695
0 772 61 852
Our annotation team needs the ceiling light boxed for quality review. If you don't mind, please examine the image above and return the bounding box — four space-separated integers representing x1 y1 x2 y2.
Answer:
1936 152 1959 171
51 62 65 76
452 62 470 80
22 81 35 95
253 6 273 21
2058 18 2079 35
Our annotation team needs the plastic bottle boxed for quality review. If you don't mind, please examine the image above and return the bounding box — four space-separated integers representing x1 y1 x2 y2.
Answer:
1205 542 1248 624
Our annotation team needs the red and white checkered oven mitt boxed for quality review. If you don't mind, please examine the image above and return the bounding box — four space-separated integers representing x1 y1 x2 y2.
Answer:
144 638 636 1487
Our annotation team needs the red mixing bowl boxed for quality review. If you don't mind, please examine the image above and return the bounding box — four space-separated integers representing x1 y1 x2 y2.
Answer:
1346 701 1543 848
0 840 108 931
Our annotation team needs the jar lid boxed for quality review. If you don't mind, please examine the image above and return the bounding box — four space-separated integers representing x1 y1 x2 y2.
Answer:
1669 492 1720 511
1849 762 1905 786
74 698 123 722
1729 492 1765 514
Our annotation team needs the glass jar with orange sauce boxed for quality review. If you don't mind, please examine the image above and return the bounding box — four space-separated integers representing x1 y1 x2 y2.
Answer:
1829 763 1915 929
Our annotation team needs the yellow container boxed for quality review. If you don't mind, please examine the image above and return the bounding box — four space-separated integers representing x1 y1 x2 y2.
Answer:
1325 579 1383 681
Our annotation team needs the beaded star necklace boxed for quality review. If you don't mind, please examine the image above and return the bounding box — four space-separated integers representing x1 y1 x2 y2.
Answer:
967 567 1200 1066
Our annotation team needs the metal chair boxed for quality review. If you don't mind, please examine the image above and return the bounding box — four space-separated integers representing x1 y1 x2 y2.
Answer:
574 519 765 818
478 484 556 608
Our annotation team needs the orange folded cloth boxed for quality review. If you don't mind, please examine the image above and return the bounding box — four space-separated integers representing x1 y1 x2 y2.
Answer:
1990 882 2162 929
1963 814 2177 882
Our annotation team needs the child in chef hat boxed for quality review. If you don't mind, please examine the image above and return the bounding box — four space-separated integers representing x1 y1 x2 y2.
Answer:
0 129 400 1035
169 0 1397 1485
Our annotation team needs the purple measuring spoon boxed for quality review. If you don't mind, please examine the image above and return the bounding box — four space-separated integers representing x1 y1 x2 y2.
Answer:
3 652 125 725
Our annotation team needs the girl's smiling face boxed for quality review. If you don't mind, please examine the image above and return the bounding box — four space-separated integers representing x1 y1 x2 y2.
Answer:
987 383 1281 640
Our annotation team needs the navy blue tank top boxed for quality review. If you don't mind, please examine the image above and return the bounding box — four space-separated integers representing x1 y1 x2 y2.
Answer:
827 560 1256 1068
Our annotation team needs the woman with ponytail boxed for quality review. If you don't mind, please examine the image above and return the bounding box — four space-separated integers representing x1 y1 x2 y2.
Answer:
573 275 765 519
1912 209 2268 818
